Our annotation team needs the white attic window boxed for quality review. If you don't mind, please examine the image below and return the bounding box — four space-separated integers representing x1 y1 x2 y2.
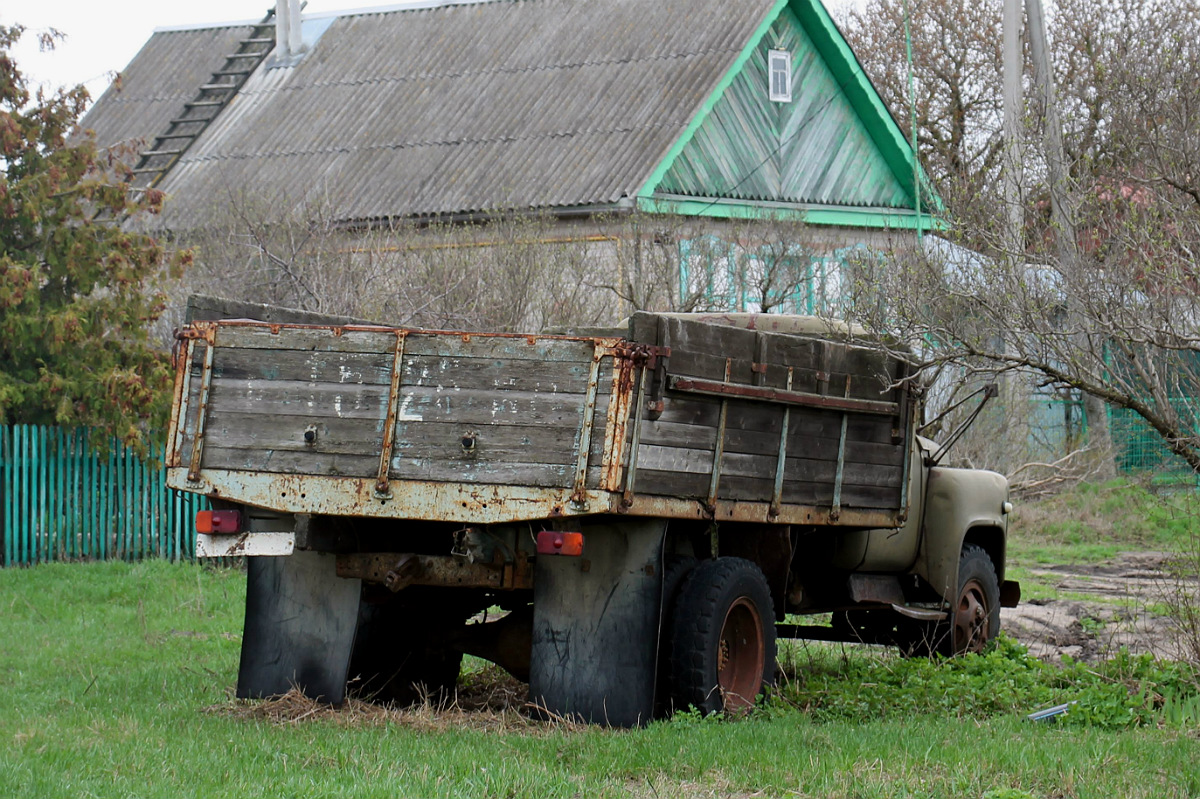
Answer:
769 49 792 103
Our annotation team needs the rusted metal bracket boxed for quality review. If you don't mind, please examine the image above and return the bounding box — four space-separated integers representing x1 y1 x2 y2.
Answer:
831 375 852 521
167 337 196 469
769 367 794 518
571 344 606 506
705 358 732 514
335 550 534 591
375 331 408 499
620 359 652 508
668 375 899 416
186 338 217 483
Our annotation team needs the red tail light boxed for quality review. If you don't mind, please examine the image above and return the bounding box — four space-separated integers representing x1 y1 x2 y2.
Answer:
536 531 584 556
195 510 243 534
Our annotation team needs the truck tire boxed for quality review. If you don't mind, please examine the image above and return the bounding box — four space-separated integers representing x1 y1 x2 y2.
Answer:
654 555 696 717
905 544 1001 657
668 557 776 715
348 597 464 706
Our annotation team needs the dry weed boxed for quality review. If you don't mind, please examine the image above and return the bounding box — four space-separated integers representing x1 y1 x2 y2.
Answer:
205 665 586 733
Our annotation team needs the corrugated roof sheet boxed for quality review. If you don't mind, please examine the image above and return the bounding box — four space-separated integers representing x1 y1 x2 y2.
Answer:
82 0 777 226
81 25 257 155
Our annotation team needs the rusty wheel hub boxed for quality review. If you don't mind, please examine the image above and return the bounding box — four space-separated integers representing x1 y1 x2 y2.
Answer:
717 597 765 711
954 578 990 654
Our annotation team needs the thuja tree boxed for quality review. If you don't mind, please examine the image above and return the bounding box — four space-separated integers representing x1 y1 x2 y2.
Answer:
0 25 189 457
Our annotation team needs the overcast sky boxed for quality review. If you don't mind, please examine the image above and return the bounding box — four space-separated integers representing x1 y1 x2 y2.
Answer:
7 2 391 100
8 1 857 104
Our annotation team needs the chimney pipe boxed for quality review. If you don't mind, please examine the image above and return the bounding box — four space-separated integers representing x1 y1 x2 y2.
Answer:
276 0 304 58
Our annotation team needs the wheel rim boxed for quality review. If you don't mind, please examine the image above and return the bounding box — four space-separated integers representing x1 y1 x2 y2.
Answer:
954 578 990 654
716 597 765 710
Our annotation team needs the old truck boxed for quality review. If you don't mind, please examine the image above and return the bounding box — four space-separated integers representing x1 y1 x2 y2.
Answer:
167 297 1018 725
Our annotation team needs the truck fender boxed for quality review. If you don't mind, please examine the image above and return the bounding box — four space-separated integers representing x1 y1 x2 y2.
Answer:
916 466 1009 605
529 518 666 727
237 550 361 704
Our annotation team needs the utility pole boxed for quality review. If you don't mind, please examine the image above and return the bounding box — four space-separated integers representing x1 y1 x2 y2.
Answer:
1002 0 1023 255
1024 0 1115 474
1000 0 1029 471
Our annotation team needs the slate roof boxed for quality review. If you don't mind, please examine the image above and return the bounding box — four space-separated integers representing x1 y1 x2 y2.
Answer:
82 0 779 226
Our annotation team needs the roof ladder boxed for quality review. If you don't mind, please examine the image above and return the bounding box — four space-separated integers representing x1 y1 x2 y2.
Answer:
129 11 279 190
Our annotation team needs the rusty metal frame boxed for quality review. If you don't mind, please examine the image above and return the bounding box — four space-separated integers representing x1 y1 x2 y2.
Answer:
571 343 606 505
668 376 899 416
600 349 636 492
621 360 651 506
167 337 197 468
770 367 794 517
831 375 852 519
375 330 408 498
706 358 732 512
186 339 217 483
169 466 906 528
335 551 534 591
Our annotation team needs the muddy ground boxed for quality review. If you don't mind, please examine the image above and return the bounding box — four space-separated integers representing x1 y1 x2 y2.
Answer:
1002 551 1190 662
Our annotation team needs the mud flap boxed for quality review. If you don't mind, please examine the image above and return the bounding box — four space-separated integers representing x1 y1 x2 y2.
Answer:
529 519 664 727
236 550 361 704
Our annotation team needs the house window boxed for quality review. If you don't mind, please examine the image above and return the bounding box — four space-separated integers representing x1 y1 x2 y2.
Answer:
769 50 791 103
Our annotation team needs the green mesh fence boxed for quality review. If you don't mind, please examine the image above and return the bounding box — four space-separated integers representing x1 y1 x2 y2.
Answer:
1110 402 1199 482
1014 395 1195 483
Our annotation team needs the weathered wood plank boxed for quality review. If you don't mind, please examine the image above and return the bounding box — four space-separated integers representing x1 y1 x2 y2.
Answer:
651 396 899 446
636 444 904 486
633 467 901 509
198 444 607 489
389 458 577 488
200 447 379 477
202 379 392 420
211 347 395 385
211 325 607 362
400 354 608 396
186 294 378 326
189 412 607 466
640 420 903 466
782 482 901 510
197 412 387 456
391 421 602 465
403 334 603 363
212 326 399 353
191 379 609 427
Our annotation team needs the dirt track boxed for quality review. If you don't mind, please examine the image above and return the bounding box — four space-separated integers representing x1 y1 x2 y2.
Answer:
1002 551 1187 662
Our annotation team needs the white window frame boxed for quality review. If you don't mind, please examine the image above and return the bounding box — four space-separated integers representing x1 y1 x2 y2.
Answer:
768 49 792 103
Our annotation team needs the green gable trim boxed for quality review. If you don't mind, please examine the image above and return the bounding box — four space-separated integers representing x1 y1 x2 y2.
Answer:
653 5 913 209
637 195 943 231
636 0 788 200
789 0 941 212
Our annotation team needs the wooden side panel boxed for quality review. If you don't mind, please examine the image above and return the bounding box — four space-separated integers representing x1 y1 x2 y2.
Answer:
628 314 910 513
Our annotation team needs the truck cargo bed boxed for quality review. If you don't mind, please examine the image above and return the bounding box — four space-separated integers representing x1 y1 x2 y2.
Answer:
167 313 915 528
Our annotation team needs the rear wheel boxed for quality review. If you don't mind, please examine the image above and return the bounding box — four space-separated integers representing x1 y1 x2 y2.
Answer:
348 589 465 706
668 557 776 714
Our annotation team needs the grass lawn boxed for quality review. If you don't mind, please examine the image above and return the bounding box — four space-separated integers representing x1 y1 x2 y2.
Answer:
2 560 1199 798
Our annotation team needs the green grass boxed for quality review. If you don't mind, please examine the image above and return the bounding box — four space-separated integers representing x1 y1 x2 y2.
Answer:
3 561 1200 798
1005 478 1200 602
1011 479 1199 562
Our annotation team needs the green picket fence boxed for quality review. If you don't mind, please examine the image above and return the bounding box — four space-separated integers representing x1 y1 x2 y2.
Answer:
0 425 209 566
